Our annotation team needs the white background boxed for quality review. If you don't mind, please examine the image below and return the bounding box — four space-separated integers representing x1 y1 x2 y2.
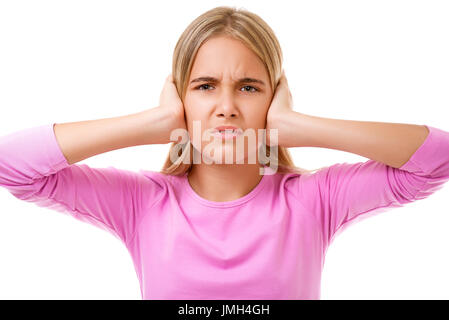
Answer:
0 0 448 299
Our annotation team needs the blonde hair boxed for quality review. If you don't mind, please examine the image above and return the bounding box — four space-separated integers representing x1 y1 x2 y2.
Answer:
160 6 314 176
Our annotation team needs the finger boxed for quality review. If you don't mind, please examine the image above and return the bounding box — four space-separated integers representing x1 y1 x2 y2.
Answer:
278 70 287 86
283 70 289 83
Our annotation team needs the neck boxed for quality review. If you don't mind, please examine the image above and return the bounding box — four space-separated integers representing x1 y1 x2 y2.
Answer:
187 162 264 202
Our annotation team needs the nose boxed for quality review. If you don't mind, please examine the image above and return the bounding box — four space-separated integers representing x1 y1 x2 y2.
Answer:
215 87 239 119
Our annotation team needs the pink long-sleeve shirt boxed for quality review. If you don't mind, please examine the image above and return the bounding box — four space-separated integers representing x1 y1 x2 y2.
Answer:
1 123 449 299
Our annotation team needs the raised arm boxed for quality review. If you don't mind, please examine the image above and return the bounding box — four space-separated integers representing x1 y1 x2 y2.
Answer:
54 74 186 165
279 111 449 250
270 73 449 252
267 71 429 168
54 107 178 165
277 111 429 168
0 75 186 245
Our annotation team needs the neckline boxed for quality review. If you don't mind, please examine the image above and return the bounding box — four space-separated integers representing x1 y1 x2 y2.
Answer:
183 166 270 208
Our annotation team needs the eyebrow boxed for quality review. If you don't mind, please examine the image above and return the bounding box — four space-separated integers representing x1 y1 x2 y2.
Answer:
190 76 266 86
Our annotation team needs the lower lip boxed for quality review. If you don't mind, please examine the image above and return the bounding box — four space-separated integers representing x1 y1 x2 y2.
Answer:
212 130 242 140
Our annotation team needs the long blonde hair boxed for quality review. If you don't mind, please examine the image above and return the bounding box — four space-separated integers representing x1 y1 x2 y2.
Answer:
160 6 313 176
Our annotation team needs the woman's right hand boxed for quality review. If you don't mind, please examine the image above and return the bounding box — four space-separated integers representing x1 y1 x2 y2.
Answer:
156 74 188 144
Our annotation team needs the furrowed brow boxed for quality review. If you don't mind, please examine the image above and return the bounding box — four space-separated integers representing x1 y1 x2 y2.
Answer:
190 76 218 84
238 78 266 86
190 76 266 86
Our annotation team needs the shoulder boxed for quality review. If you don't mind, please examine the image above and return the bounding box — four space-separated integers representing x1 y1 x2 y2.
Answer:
138 169 172 186
278 165 333 200
137 169 187 193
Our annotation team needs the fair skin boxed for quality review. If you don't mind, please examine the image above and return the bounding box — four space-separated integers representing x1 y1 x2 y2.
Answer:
183 35 274 202
53 34 428 202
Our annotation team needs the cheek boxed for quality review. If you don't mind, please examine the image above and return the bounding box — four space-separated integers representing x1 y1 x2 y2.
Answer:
245 104 269 128
184 97 207 131
183 100 207 143
184 95 208 118
249 111 267 129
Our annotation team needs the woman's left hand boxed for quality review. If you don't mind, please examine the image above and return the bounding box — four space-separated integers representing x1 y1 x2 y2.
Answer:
266 70 295 147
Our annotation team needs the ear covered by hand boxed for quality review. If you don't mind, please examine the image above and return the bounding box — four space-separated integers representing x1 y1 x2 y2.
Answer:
157 74 188 144
159 74 186 124
266 70 295 147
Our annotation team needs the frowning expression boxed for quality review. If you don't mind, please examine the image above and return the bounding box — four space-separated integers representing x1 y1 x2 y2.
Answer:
184 35 273 163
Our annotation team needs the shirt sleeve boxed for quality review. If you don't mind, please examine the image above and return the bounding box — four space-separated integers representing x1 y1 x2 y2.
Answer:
295 125 449 250
0 123 163 246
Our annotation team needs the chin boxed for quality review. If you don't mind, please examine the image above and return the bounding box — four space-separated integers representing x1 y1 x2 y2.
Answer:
202 143 259 165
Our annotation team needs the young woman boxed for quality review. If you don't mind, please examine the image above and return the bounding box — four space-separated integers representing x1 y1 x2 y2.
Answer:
0 6 448 300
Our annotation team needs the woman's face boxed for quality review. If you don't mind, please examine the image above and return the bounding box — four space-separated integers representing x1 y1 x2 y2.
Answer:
184 35 273 164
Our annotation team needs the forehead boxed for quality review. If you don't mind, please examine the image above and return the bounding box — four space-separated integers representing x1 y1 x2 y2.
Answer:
189 36 268 80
